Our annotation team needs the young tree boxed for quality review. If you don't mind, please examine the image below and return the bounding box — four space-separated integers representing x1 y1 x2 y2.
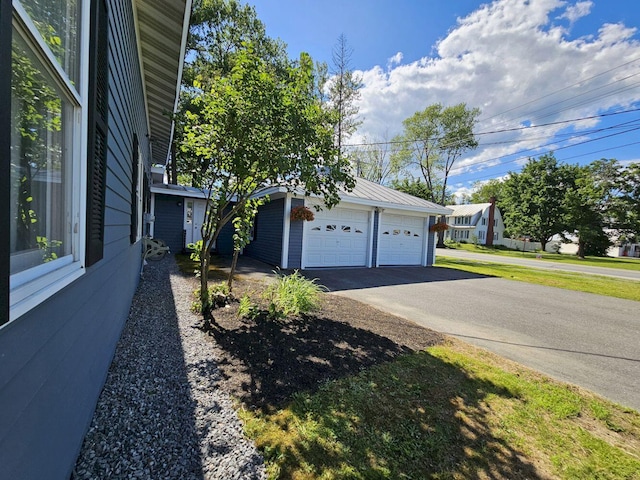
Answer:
179 48 354 311
501 154 572 251
351 132 400 184
393 103 480 205
227 198 263 292
328 34 363 162
174 0 287 187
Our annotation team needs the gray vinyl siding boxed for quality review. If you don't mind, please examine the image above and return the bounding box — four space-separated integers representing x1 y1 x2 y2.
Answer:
287 198 304 269
427 215 437 266
216 207 235 255
154 194 185 253
244 198 284 266
0 2 150 479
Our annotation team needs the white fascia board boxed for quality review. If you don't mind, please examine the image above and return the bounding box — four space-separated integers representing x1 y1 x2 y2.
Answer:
166 0 192 165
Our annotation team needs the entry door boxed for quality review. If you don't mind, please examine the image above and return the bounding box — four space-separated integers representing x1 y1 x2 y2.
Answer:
184 199 207 246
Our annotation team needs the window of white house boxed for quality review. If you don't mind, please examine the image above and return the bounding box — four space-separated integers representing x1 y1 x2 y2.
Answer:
481 217 486 226
9 1 88 322
478 230 485 240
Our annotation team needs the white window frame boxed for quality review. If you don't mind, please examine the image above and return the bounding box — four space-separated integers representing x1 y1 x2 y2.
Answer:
8 1 91 324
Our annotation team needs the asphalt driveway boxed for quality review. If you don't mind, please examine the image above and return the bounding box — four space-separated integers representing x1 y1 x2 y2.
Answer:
307 266 640 411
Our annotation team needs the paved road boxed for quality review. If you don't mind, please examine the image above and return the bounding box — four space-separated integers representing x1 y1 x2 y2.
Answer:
308 266 640 411
436 248 640 281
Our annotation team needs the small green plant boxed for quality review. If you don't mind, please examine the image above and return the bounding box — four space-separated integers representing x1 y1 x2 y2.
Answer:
238 293 261 320
263 270 325 318
191 282 231 313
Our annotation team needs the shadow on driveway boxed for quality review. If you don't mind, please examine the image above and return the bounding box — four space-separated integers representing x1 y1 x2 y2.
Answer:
304 266 490 292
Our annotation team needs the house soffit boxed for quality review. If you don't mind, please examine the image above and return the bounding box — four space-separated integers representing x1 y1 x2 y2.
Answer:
134 0 189 166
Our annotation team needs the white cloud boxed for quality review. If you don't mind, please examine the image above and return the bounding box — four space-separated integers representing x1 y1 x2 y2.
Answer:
354 0 640 183
386 51 403 70
559 1 593 25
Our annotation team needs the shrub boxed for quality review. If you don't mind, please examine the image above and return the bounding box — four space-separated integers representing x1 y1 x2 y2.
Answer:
263 270 325 317
192 282 231 313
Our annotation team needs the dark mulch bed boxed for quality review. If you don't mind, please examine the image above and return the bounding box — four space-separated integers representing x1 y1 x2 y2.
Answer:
195 276 445 413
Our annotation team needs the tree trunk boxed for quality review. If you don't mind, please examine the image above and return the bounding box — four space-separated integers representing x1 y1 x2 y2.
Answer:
576 239 586 259
436 217 446 247
227 249 240 293
199 243 210 313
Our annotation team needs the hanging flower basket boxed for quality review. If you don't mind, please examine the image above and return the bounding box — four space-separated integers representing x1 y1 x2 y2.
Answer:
429 222 449 233
290 205 315 222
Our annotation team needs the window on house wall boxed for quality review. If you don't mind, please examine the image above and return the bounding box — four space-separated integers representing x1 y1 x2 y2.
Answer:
8 0 98 322
481 217 486 226
479 230 485 240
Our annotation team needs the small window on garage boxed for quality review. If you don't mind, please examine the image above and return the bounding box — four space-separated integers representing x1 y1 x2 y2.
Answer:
326 224 336 231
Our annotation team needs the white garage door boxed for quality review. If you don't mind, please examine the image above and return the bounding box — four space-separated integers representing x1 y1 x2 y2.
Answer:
304 207 370 267
378 214 425 265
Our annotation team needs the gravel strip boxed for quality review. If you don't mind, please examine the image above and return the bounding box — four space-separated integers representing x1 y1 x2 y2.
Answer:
72 255 265 480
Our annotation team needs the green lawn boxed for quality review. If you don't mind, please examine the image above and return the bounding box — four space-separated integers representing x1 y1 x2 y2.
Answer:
444 243 640 271
241 340 640 479
436 257 640 302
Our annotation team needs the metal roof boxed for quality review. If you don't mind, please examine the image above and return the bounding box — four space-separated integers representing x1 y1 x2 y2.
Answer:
150 183 208 199
341 178 452 214
444 203 491 217
135 0 191 166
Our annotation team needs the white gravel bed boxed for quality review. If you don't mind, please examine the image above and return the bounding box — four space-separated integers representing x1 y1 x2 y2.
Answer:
71 255 266 480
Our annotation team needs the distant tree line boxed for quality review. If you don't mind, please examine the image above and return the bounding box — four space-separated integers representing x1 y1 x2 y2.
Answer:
467 154 640 257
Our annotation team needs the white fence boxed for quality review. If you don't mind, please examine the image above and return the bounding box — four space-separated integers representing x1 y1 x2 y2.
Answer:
499 238 542 252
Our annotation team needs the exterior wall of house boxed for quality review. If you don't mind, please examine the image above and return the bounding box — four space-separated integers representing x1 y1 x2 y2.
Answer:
1 2 151 478
244 198 285 266
287 198 304 269
216 214 235 255
446 207 506 246
153 194 186 253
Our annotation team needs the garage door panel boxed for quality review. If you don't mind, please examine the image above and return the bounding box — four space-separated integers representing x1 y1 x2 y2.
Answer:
378 214 425 266
304 206 370 268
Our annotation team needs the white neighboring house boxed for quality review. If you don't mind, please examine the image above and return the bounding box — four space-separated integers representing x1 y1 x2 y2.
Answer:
444 201 505 246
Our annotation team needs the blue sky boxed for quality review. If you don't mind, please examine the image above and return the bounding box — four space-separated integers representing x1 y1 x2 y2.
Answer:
249 0 640 200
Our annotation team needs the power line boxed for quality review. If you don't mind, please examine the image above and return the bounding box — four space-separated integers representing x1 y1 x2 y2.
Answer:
343 106 640 149
475 56 640 127
459 140 640 185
